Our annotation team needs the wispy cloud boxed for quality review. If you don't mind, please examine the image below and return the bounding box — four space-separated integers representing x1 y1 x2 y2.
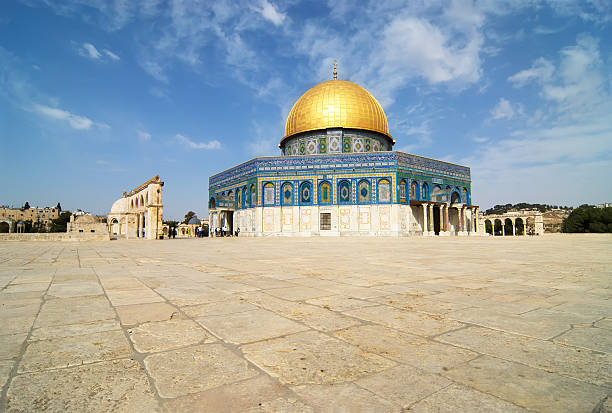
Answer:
77 42 120 62
490 98 520 120
470 34 612 207
138 130 151 142
176 134 221 150
80 42 101 59
103 49 120 60
255 0 286 26
33 103 94 130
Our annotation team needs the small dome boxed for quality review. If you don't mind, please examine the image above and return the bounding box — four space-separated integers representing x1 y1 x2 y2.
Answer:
282 79 390 146
110 198 127 214
187 216 200 225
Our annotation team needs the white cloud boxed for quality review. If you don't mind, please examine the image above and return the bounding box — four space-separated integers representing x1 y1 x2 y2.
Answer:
103 49 120 60
81 42 102 59
257 0 286 26
471 34 612 207
77 42 120 62
176 134 222 150
508 57 555 86
490 98 516 120
138 130 151 142
33 104 94 130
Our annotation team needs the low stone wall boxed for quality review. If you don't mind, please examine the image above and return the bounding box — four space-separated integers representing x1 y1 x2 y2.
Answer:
0 232 110 242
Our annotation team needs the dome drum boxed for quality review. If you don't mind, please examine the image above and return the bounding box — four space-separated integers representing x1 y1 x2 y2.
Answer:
280 128 393 156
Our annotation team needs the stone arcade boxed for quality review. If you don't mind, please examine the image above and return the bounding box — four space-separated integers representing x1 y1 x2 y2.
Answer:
209 71 479 237
107 175 164 239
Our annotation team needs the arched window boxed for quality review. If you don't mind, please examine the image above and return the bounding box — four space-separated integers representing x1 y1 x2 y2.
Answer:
432 185 442 202
263 183 274 206
411 181 419 200
319 181 331 204
242 187 247 208
281 182 293 206
299 181 312 205
338 180 351 204
378 179 391 203
250 184 256 207
450 191 461 204
421 183 429 201
462 188 468 205
358 179 370 204
399 179 407 202
209 198 216 209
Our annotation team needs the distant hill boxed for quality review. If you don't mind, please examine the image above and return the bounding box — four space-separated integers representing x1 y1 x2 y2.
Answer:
484 203 572 215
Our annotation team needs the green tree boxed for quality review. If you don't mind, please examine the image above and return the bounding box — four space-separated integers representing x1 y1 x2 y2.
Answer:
56 202 62 211
23 201 30 210
163 220 179 228
562 205 612 233
183 211 196 224
49 211 72 232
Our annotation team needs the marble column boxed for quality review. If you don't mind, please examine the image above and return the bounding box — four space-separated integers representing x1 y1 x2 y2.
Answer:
439 205 444 232
444 205 449 232
422 204 428 235
458 207 463 232
429 203 434 233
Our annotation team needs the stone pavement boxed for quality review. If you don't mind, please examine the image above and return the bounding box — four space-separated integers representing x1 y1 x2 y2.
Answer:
0 235 610 412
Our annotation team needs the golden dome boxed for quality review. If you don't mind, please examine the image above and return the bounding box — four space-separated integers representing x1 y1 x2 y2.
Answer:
283 79 390 144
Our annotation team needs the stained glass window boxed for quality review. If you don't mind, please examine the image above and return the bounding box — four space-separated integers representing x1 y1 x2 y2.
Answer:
358 180 370 203
300 182 312 204
378 179 390 203
338 180 351 204
319 181 331 204
282 182 293 205
263 183 274 206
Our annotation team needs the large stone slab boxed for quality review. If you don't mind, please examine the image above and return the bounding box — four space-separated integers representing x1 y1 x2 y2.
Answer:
6 359 160 412
243 292 361 332
46 282 103 299
442 355 608 413
19 330 132 372
30 320 121 341
344 305 464 337
164 374 294 413
144 343 258 398
34 296 115 327
334 324 478 373
182 297 257 318
115 302 178 325
241 330 395 385
197 309 309 344
409 383 531 412
105 288 164 306
355 364 452 408
292 383 399 412
128 318 215 353
0 359 14 389
437 325 611 386
265 286 332 301
0 333 27 359
554 326 612 353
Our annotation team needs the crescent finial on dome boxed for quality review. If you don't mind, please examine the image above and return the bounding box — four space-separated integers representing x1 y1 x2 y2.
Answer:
333 61 337 80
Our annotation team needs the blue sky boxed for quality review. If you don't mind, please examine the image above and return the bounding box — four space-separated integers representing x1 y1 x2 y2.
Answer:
1 0 611 219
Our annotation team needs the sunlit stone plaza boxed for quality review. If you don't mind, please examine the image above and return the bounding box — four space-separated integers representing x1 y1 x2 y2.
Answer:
0 235 610 412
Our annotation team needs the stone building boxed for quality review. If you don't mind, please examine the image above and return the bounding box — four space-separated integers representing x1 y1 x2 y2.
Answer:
107 176 164 240
209 69 479 237
67 214 108 234
0 206 60 232
480 211 544 236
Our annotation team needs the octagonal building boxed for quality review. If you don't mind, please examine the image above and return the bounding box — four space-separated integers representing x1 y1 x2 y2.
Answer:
208 73 480 236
